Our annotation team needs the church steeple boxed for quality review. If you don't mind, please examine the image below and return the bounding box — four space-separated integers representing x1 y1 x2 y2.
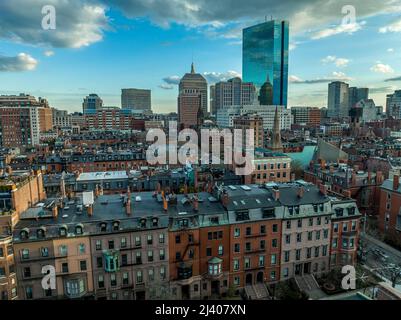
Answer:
191 62 195 74
269 106 283 152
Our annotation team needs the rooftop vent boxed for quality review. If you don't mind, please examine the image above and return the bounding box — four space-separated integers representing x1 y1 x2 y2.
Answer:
241 185 252 191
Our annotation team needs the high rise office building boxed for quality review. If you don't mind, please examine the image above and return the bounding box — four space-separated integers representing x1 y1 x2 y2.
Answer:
243 20 289 106
213 77 255 115
178 63 208 117
121 89 151 113
82 94 103 115
327 81 349 118
386 90 401 119
348 87 369 109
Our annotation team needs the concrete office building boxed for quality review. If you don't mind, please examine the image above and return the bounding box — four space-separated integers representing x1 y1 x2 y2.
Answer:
121 89 151 113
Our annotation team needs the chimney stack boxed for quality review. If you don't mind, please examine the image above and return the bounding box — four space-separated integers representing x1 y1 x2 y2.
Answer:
272 189 280 201
52 205 58 219
193 195 199 212
87 204 93 217
297 186 304 198
367 171 372 185
221 191 229 207
319 183 327 195
351 172 357 186
376 171 383 184
343 190 352 199
393 175 400 191
126 197 131 216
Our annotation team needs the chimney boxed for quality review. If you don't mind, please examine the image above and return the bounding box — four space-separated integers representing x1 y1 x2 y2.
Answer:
272 189 280 201
351 172 357 186
162 191 168 212
320 159 326 169
193 195 199 212
343 190 352 199
297 187 304 198
87 205 93 217
367 171 372 185
376 171 383 184
126 197 131 216
319 183 327 195
393 175 400 190
221 191 229 207
5 166 12 175
52 205 58 219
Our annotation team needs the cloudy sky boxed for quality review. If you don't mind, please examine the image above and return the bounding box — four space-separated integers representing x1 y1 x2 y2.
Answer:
1 0 401 112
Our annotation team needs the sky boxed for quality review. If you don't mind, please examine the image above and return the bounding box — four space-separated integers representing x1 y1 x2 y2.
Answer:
1 0 401 113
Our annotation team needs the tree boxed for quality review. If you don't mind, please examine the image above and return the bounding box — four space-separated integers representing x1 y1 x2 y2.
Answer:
291 159 304 180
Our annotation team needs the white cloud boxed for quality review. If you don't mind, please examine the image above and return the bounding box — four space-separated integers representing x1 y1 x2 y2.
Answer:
311 21 366 40
202 70 241 83
162 75 181 85
44 50 54 57
370 62 394 74
388 48 395 52
0 0 109 48
379 18 401 33
159 83 174 90
321 55 350 67
0 53 38 72
290 71 353 84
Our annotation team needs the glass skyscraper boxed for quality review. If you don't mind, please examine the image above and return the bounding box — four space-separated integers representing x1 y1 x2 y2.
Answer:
242 20 289 107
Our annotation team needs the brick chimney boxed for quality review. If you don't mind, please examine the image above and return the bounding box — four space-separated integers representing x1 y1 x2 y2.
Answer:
376 171 383 184
393 175 400 190
126 197 131 216
343 190 352 199
367 171 372 185
319 184 327 195
351 172 357 186
221 191 229 207
272 189 280 201
52 205 58 219
87 204 93 217
193 195 199 212
297 187 304 198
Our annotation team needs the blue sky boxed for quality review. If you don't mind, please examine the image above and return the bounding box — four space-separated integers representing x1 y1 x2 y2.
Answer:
1 0 401 113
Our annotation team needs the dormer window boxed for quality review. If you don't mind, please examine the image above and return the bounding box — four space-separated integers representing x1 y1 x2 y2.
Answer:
100 223 107 232
335 208 344 217
59 226 67 237
113 221 120 231
20 229 29 240
140 219 146 228
37 228 45 239
347 207 356 216
75 225 83 235
294 206 300 215
152 218 159 227
210 217 219 225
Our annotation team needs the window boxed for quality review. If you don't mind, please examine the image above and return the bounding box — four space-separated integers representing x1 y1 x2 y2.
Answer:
316 231 321 240
59 245 68 256
22 249 29 260
259 255 265 267
148 269 154 281
25 287 33 299
317 217 321 225
272 224 278 232
175 235 181 244
159 249 165 260
343 223 348 232
284 251 290 262
97 256 103 268
286 221 291 229
308 231 313 241
121 238 127 248
307 247 312 259
296 249 301 261
270 271 276 280
160 266 166 280
121 254 128 266
136 271 143 284
110 273 117 286
208 232 212 240
75 225 83 235
123 273 129 285
234 277 240 286
323 229 329 239
148 250 154 262
206 248 212 256
351 221 357 231
136 252 142 264
80 260 87 271
309 218 313 226
333 223 339 233
135 236 141 246
189 249 194 259
244 258 251 269
24 267 31 278
78 243 85 254
62 262 69 273
260 240 266 250
297 219 302 228
41 247 49 257
234 228 240 238
108 240 114 250
208 263 222 276
260 225 266 234
297 233 302 243
271 254 277 265
0 248 3 258
188 234 194 243
246 227 251 236
96 240 102 250
314 247 320 258
322 245 328 256
283 268 289 278
147 235 153 245
349 238 355 248
159 233 165 244
0 267 5 277
234 243 240 253
332 238 338 249
272 239 278 248
218 245 223 256
285 234 291 244
245 242 251 252
175 252 181 261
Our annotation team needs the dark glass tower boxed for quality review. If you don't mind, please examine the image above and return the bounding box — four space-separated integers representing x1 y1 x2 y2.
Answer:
243 20 289 107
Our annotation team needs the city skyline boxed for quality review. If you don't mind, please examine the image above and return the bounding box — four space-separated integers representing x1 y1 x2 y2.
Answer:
1 1 401 112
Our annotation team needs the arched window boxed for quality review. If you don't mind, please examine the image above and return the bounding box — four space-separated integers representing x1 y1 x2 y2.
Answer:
20 229 29 240
37 228 46 239
59 226 67 237
75 224 83 235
